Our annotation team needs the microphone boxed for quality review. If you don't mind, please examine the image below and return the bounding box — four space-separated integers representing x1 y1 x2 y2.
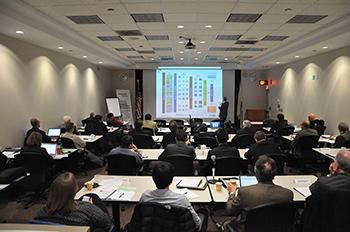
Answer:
208 155 217 184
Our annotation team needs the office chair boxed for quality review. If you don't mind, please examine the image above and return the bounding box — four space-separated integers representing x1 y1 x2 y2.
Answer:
195 136 218 149
106 154 138 175
231 135 255 149
154 119 167 127
125 202 207 232
133 134 156 149
215 156 242 175
142 128 154 136
163 154 194 176
59 137 76 149
244 202 300 232
174 120 184 126
0 152 27 186
262 119 277 127
265 153 287 175
190 118 203 126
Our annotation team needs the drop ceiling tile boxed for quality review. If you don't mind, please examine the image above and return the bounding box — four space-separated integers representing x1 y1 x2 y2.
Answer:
124 3 162 13
267 3 311 15
84 0 121 3
232 2 275 14
137 23 166 30
196 2 235 13
249 23 282 31
105 41 130 48
161 2 199 13
148 41 172 46
86 4 128 15
108 23 139 30
99 14 135 24
196 14 230 22
222 22 253 30
51 5 92 15
23 0 84 6
241 30 272 40
74 24 112 32
301 3 350 15
163 14 197 22
256 14 293 23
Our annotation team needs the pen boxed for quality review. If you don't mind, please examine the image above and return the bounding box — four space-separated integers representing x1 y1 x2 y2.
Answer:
197 179 203 187
118 193 124 198
184 192 188 195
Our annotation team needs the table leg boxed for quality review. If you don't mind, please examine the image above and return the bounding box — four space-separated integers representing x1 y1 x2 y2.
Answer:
112 202 121 231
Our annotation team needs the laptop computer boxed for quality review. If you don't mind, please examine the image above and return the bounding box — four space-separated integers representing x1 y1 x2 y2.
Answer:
239 176 258 187
48 128 61 137
41 143 57 156
210 121 221 128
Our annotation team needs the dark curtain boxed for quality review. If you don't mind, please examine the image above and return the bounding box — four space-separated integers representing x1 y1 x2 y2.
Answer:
234 70 242 128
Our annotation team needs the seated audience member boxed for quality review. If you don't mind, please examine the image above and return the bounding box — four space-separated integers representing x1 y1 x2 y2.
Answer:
24 118 51 145
302 150 350 231
36 172 113 231
82 112 95 126
107 135 143 172
21 132 53 166
142 114 158 131
245 131 281 161
106 113 124 127
140 162 206 231
334 122 350 148
61 122 103 167
308 113 318 128
236 120 256 136
161 120 178 148
225 156 293 232
59 115 79 134
94 115 108 135
291 121 318 147
193 123 216 140
159 130 195 160
270 113 288 134
129 120 147 136
203 129 239 174
224 121 237 134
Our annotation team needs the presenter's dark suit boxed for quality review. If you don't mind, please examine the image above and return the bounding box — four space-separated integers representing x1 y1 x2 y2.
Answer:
334 131 350 148
219 101 229 122
236 127 256 137
244 141 281 161
158 142 196 160
302 174 350 232
226 182 293 232
24 127 51 146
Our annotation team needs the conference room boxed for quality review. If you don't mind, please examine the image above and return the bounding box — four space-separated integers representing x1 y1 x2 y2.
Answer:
0 0 350 231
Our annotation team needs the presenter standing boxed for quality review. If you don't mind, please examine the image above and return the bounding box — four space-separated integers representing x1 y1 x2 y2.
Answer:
219 97 229 122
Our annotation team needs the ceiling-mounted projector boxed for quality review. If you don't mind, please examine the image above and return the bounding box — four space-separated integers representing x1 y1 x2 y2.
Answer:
179 36 196 50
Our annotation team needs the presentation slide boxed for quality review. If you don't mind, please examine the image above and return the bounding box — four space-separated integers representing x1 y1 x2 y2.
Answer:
156 67 223 118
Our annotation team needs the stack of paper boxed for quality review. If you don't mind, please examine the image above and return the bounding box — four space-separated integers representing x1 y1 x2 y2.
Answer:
107 186 136 201
173 188 199 200
177 179 202 188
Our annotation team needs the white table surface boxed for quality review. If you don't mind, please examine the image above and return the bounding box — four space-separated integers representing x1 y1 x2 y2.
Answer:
152 134 235 143
78 135 103 143
282 134 335 144
3 148 77 159
208 175 317 203
251 121 263 126
313 148 350 159
140 148 247 160
0 223 90 232
76 175 211 203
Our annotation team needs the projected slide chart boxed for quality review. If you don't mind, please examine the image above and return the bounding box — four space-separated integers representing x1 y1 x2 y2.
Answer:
156 67 222 118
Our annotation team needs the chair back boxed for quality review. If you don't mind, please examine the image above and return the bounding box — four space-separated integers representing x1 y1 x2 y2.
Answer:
295 135 319 150
133 134 155 149
342 140 350 148
142 128 154 136
195 136 218 149
266 153 286 174
174 120 184 126
278 126 295 136
84 121 96 135
232 135 255 149
163 154 194 176
59 137 76 148
106 154 138 175
215 156 242 175
190 118 203 125
125 202 197 232
263 119 276 127
245 202 300 232
154 119 167 127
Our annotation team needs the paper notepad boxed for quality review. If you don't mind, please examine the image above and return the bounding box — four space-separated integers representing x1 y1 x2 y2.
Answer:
177 179 202 189
294 187 312 198
173 188 199 200
107 186 136 201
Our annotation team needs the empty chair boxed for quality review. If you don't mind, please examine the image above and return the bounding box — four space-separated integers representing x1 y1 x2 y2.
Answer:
195 136 218 149
215 156 242 176
154 119 167 127
133 134 156 149
244 202 300 232
163 154 194 176
231 135 255 149
125 202 202 232
106 154 138 175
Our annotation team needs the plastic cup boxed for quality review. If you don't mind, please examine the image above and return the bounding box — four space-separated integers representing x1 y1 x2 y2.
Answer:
216 182 223 191
85 181 93 191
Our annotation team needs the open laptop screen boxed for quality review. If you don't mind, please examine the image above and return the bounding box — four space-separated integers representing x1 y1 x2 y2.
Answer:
210 121 221 128
41 143 56 156
239 176 258 187
48 128 61 137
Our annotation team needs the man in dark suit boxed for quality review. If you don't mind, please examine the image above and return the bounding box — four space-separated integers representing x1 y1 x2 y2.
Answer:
245 131 281 161
158 130 195 160
291 121 318 147
270 113 288 134
334 122 350 148
161 120 178 148
302 150 350 231
225 156 293 232
236 120 256 136
202 129 239 175
219 97 229 122
24 118 51 145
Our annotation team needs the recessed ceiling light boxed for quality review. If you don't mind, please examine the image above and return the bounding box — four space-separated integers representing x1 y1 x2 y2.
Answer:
295 55 300 58
200 41 206 44
177 25 184 29
205 25 212 28
276 61 280 64
179 51 184 54
197 51 201 54
151 58 154 60
58 46 64 50
15 30 24 34
224 58 228 60
178 41 184 44
98 61 103 64
323 46 328 49
83 55 87 58
194 57 198 60
180 58 184 60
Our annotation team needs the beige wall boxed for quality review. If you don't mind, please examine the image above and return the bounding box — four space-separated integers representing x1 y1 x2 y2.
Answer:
267 46 350 134
0 33 113 146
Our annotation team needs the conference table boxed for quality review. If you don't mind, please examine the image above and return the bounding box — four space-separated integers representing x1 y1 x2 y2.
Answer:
2 148 78 159
282 134 335 145
313 147 350 160
0 224 90 232
207 175 317 203
78 135 103 143
140 148 248 161
75 175 211 229
152 134 235 143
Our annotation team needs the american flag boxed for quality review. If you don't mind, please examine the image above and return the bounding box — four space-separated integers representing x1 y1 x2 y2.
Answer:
136 79 142 119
